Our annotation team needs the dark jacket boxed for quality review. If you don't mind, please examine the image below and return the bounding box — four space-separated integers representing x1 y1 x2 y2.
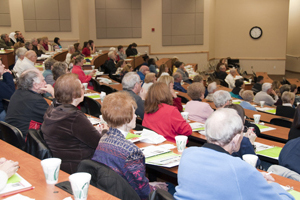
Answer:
126 47 138 57
41 101 102 174
216 71 227 80
104 59 117 76
0 72 15 113
279 137 300 174
252 83 262 94
32 45 43 57
0 39 13 49
5 89 49 139
123 89 144 119
276 105 295 119
288 127 300 141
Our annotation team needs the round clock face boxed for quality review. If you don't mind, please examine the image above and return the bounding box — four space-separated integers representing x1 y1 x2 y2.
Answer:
250 26 262 39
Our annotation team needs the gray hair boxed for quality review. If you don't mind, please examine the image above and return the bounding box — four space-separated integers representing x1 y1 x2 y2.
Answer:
68 45 74 51
44 58 57 70
122 72 140 90
108 51 115 59
230 68 236 75
173 72 181 80
280 84 291 95
30 38 37 43
109 47 116 52
18 69 41 90
205 108 243 147
0 34 6 40
16 47 27 58
213 90 231 108
241 90 254 102
282 91 295 103
262 83 272 92
207 82 217 93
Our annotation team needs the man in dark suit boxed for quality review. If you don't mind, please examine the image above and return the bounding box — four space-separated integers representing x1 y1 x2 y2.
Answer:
216 64 227 80
276 91 296 119
5 69 54 139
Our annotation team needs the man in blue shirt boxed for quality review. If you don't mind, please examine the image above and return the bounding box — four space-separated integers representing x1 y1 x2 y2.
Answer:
173 72 187 93
137 65 149 83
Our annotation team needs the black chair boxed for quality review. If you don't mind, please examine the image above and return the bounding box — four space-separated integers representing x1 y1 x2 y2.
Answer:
219 79 229 88
100 85 117 94
91 78 102 92
148 189 174 200
270 118 292 128
110 74 122 83
0 121 25 150
2 99 10 113
25 129 53 160
177 95 189 104
82 96 101 118
77 159 140 200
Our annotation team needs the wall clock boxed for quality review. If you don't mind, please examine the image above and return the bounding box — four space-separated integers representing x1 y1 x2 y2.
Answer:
250 26 263 39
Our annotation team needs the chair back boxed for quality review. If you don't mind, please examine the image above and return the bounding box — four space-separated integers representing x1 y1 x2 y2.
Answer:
270 118 292 128
77 159 140 200
219 79 229 88
25 129 53 160
100 85 117 94
0 121 25 150
91 78 102 92
2 99 10 113
82 96 101 118
148 189 175 200
177 95 189 104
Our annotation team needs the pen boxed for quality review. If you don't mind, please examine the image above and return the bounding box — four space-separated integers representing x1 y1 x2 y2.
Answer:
1 186 35 197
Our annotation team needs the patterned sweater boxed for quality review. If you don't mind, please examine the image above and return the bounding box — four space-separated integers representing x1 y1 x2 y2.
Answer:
92 128 153 199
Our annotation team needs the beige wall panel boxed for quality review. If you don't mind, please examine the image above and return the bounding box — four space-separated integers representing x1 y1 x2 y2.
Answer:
171 0 195 13
132 9 141 27
172 35 195 45
36 20 60 31
0 14 11 26
196 0 204 12
106 9 132 28
95 0 106 9
171 14 195 36
95 9 106 28
195 35 203 44
59 0 71 20
22 0 36 20
106 28 132 38
96 28 107 39
162 14 171 36
35 0 59 20
132 0 141 9
105 0 131 9
162 36 172 46
24 20 37 31
195 13 203 34
132 28 141 37
60 20 71 31
0 0 9 13
162 0 171 14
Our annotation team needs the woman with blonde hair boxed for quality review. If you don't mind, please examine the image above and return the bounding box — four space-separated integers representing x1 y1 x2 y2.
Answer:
157 64 170 79
143 82 192 143
142 72 156 92
158 75 183 111
120 64 133 79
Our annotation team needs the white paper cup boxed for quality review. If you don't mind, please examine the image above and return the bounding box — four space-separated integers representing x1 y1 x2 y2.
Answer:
253 114 261 124
41 158 62 184
83 83 88 90
99 50 103 54
249 79 252 84
100 92 106 103
69 172 91 200
1 48 4 51
181 112 189 121
259 101 265 108
242 154 258 167
175 135 188 153
91 65 95 70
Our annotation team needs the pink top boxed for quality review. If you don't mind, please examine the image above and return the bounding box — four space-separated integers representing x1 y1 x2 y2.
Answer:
142 103 192 143
184 100 214 123
72 65 93 90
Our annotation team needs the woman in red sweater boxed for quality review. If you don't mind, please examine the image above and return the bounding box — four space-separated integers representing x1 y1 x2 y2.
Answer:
142 82 192 143
81 41 91 57
71 55 95 89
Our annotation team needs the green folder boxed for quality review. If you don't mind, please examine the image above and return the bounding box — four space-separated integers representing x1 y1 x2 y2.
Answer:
256 124 271 130
264 109 276 114
7 174 21 184
288 190 300 199
146 152 180 162
126 132 141 140
232 101 241 105
85 57 93 60
88 94 101 99
256 146 282 158
193 127 205 131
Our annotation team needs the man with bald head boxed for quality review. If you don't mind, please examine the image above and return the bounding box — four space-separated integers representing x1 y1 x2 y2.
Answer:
5 69 53 139
17 50 37 76
0 34 13 49
137 65 149 82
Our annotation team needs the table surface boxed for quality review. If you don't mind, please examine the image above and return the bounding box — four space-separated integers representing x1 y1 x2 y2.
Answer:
0 140 118 200
287 78 300 87
256 72 273 83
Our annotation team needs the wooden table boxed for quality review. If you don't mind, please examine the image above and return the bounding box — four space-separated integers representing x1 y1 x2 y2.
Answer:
156 58 172 69
128 54 146 70
92 51 109 70
287 78 300 87
52 50 68 62
256 72 273 83
0 140 118 200
0 50 15 69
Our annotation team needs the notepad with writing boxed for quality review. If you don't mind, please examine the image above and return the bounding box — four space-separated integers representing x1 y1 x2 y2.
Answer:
145 151 181 168
0 173 32 195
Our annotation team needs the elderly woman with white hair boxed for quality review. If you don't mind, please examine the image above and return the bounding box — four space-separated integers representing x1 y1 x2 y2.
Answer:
225 68 243 89
103 51 117 76
174 108 294 200
13 47 27 76
213 90 232 109
276 91 296 118
205 82 217 101
65 45 75 64
240 90 257 111
254 82 278 106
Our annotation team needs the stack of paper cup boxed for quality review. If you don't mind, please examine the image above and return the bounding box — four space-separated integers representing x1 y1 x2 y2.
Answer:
181 112 189 121
259 101 265 108
69 172 91 200
100 92 106 103
253 114 261 124
175 135 188 153
41 158 62 184
83 83 88 90
242 154 258 167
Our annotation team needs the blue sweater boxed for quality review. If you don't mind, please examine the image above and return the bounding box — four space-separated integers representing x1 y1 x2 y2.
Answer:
0 72 15 113
279 137 300 175
174 144 294 200
173 82 187 93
